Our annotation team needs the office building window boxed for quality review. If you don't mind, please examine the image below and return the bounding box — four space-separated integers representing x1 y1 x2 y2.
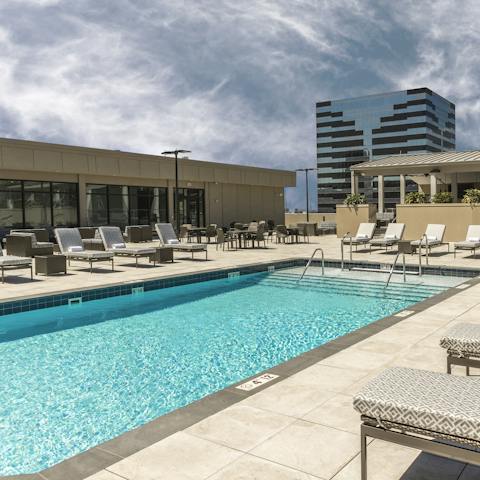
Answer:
175 188 205 226
0 180 23 230
52 182 78 227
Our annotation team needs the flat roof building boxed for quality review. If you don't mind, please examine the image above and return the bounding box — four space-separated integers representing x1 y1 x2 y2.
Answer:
0 137 295 236
316 88 456 213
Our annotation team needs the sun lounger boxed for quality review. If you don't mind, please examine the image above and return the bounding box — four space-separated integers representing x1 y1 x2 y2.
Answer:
354 367 480 480
440 322 480 375
0 250 33 283
410 224 447 251
155 223 208 260
453 225 480 258
342 223 376 248
369 223 405 251
55 228 114 273
98 226 156 267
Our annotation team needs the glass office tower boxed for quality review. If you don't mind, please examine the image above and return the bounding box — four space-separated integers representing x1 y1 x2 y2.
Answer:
316 88 455 213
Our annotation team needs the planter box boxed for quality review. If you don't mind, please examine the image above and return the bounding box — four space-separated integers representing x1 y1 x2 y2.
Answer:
396 203 480 241
336 204 377 237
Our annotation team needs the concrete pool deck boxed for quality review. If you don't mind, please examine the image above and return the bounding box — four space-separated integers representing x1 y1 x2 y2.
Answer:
3 235 480 480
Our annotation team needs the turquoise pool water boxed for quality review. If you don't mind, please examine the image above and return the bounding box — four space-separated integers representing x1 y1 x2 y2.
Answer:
0 269 447 474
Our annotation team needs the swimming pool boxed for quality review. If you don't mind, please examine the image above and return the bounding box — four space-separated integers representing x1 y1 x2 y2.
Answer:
0 268 454 474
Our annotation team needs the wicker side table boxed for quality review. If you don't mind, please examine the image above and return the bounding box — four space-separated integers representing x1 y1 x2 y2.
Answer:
35 255 67 275
149 247 174 264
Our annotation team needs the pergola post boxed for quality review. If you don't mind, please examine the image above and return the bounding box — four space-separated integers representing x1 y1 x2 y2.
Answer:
399 174 406 204
377 175 384 213
351 171 359 194
430 173 438 197
451 173 458 202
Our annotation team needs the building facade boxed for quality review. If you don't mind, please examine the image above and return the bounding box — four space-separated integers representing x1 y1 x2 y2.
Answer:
0 138 295 237
316 88 456 213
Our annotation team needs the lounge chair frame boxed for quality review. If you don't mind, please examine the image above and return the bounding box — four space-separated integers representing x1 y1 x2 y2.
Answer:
66 256 114 273
155 223 208 260
1 262 33 283
360 415 480 480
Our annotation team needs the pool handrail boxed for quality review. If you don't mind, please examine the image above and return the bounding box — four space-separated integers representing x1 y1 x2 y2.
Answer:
298 247 324 282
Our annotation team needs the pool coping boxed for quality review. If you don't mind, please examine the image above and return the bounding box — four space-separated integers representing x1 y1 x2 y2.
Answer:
4 261 480 480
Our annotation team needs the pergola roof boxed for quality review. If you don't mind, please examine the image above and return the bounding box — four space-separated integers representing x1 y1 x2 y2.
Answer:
351 151 480 173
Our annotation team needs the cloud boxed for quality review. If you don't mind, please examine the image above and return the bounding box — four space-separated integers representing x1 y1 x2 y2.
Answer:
0 1 478 210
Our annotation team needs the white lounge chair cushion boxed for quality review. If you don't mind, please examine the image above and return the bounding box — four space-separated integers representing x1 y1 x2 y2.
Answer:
440 323 480 355
66 251 113 259
385 234 397 240
68 246 83 252
353 367 480 441
167 239 180 245
113 247 155 255
467 237 480 242
357 233 369 239
427 235 438 241
0 255 32 266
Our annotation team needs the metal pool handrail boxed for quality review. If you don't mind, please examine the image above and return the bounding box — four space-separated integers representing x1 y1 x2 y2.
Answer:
341 233 353 270
298 248 324 282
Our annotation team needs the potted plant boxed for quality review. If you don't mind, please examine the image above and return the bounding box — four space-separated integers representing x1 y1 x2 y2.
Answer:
462 189 480 205
404 191 428 204
431 192 453 203
343 193 366 206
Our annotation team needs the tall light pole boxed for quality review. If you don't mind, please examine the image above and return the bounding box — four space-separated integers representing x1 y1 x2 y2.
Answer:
161 149 191 232
295 167 317 222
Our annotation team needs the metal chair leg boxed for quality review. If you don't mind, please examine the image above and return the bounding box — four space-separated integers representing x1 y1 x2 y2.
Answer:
361 428 368 480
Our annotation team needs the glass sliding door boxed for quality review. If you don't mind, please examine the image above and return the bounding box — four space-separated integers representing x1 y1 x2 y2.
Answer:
86 184 108 226
0 180 23 236
23 181 52 228
52 182 78 227
108 185 129 228
175 188 205 227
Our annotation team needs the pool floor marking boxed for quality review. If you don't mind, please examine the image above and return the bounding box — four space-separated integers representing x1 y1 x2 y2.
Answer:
394 309 415 318
235 373 279 391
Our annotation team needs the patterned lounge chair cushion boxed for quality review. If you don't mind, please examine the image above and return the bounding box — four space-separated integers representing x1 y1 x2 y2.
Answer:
353 367 480 441
173 243 206 250
65 251 113 259
440 323 480 355
113 247 155 255
455 241 480 249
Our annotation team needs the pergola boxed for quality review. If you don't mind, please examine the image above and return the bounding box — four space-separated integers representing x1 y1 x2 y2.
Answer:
350 151 480 213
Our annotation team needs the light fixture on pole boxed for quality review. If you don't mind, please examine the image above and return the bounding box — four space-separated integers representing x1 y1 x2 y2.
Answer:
295 167 317 222
161 149 191 232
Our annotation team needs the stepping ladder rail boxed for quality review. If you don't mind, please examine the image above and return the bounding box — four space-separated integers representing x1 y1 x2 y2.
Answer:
417 233 428 275
340 233 353 271
298 248 324 283
384 252 406 288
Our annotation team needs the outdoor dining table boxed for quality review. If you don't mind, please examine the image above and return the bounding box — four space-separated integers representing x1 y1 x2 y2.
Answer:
229 229 255 249
188 227 205 243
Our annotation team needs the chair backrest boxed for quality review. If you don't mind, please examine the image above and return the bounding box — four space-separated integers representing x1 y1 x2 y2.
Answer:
98 226 126 249
384 223 405 240
9 231 37 246
206 224 217 237
256 223 266 239
465 225 480 241
267 219 275 230
179 225 189 239
425 224 446 242
355 223 376 239
155 223 180 245
78 227 97 239
234 222 244 230
216 228 225 243
276 225 288 236
55 228 84 253
11 228 49 242
247 222 258 232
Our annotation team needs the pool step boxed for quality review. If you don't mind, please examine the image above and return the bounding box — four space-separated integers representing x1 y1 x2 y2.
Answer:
266 272 445 295
256 273 445 302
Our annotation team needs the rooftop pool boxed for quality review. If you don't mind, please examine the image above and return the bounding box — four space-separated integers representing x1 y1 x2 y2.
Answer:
0 267 463 474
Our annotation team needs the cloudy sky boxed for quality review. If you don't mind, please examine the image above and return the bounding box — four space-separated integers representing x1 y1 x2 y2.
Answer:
0 0 479 209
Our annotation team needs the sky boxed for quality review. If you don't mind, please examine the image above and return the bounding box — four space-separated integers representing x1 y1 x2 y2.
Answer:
0 0 479 210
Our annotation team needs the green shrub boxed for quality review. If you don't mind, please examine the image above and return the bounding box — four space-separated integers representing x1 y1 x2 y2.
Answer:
343 193 366 206
431 192 453 203
462 189 480 205
404 191 428 204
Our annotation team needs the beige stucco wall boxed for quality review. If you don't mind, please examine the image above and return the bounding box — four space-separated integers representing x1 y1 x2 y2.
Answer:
284 212 336 226
335 204 377 237
0 138 295 227
396 204 480 241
